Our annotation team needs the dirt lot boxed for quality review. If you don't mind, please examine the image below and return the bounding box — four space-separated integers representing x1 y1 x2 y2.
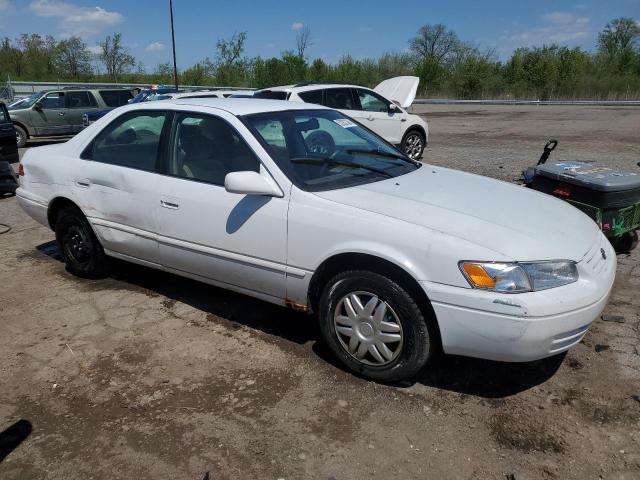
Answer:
1 105 639 479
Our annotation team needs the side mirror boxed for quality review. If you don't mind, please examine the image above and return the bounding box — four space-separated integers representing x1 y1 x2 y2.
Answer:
388 103 399 113
224 171 282 197
33 102 43 111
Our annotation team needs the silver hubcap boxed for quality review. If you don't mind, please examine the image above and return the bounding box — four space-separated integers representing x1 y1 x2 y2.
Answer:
15 130 23 145
404 134 423 159
333 291 403 366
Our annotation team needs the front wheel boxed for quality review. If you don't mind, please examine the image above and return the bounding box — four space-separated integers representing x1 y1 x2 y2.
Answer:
318 270 434 382
401 129 425 160
611 231 638 253
55 206 110 278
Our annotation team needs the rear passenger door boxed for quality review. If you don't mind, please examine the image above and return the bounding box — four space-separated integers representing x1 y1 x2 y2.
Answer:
65 91 99 133
323 88 361 122
76 110 168 265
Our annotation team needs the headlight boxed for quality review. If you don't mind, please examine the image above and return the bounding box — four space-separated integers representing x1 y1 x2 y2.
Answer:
459 261 578 293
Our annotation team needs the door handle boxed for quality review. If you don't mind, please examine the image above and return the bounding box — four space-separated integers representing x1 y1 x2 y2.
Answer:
160 200 180 210
367 116 374 121
58 112 66 116
75 179 90 188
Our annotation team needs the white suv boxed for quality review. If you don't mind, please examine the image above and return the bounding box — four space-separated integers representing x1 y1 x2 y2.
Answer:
255 76 428 160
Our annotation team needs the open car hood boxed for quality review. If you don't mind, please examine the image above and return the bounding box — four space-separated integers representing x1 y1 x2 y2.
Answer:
374 76 419 109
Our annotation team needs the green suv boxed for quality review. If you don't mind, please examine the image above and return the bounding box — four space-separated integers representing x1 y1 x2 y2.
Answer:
8 88 133 147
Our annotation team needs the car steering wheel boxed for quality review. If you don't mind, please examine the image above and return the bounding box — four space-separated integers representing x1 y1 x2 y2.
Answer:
306 131 336 157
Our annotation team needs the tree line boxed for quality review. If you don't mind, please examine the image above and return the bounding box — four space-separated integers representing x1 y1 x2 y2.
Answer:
1 18 639 100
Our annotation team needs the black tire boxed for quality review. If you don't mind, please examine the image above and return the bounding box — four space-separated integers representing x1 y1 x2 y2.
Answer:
318 270 434 382
55 205 110 278
611 231 638 254
14 124 27 148
401 129 425 160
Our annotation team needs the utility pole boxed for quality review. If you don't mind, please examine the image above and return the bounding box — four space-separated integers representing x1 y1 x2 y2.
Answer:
169 0 179 91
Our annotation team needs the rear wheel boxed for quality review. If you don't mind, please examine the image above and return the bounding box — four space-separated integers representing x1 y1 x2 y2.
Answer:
55 206 110 278
401 129 425 160
14 125 27 148
318 270 434 382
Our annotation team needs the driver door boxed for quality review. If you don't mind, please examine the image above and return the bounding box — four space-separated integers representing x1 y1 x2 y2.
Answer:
29 91 70 136
156 111 289 300
351 89 402 144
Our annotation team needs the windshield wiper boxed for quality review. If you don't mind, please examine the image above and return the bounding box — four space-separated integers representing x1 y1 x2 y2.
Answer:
346 148 415 164
290 157 393 177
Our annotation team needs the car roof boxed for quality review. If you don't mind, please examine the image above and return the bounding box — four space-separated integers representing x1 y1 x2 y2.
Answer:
126 97 331 116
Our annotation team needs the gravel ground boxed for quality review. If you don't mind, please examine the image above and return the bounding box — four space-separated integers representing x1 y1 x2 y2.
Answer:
1 105 639 480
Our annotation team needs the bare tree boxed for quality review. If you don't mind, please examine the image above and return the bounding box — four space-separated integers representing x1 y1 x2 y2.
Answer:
216 32 247 68
55 36 92 80
296 25 313 59
409 24 462 67
215 32 247 85
99 33 135 82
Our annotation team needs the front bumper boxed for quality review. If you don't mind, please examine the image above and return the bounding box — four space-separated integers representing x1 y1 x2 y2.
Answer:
423 233 616 362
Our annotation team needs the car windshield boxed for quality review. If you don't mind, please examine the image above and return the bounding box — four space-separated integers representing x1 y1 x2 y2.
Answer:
243 109 419 191
7 92 44 110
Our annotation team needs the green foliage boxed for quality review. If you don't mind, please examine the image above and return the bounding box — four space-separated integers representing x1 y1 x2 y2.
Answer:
1 21 640 100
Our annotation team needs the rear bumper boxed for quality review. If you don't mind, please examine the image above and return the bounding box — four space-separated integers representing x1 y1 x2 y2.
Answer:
16 188 49 227
422 233 616 362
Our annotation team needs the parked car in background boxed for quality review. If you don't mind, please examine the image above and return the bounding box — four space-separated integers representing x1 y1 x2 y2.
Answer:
8 88 133 147
82 88 255 127
254 76 428 159
82 86 176 127
0 102 18 163
0 102 19 195
17 98 616 381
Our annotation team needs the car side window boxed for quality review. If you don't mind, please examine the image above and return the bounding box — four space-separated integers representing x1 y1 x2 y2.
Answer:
84 111 166 172
41 92 65 109
169 113 259 186
99 90 133 107
324 88 357 110
66 91 94 109
356 89 390 112
0 105 8 123
298 89 323 105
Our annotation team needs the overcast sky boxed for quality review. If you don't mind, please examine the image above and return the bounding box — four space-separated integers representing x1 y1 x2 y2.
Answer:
0 0 638 69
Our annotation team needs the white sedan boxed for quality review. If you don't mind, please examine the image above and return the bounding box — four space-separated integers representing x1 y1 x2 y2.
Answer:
16 99 616 381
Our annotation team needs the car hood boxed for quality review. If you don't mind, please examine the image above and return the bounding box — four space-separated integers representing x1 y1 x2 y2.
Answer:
313 165 599 261
374 76 419 108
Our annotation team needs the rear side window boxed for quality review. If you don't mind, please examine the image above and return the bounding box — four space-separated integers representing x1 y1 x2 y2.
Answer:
324 88 356 110
41 92 65 109
298 90 323 105
99 90 133 107
83 111 166 172
254 90 289 100
169 113 259 186
66 91 96 108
